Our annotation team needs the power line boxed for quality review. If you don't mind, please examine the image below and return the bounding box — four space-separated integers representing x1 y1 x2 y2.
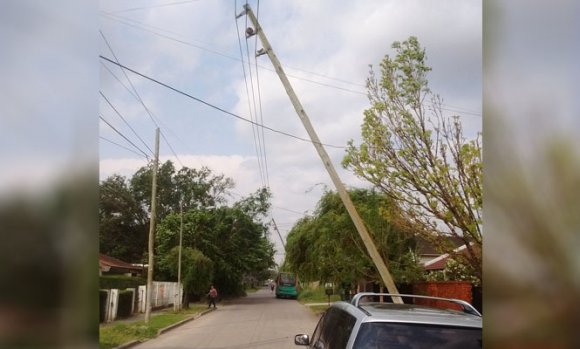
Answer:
100 91 154 155
100 55 347 149
100 30 186 168
100 30 162 129
243 2 268 188
99 114 151 160
99 12 369 93
273 206 308 216
100 13 481 117
101 60 188 161
235 0 265 187
101 64 185 168
102 10 367 89
102 0 200 14
100 136 148 158
251 0 271 188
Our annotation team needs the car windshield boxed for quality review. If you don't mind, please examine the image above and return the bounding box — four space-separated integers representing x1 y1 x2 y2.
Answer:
352 322 481 349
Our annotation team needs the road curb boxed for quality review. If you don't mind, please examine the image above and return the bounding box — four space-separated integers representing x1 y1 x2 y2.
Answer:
113 308 215 349
157 308 214 335
114 339 142 349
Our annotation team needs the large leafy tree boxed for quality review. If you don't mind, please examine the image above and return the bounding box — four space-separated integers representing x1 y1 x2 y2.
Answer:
99 174 148 262
100 161 233 263
100 162 275 296
130 160 234 219
285 189 422 287
156 188 275 297
342 37 482 282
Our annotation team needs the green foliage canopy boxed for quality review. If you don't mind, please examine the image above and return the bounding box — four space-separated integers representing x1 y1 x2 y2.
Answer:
99 174 148 262
342 37 482 282
285 189 423 286
155 188 275 296
99 161 275 297
157 246 214 298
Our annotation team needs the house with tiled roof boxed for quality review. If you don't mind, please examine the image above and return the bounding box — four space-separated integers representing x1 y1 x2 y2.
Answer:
99 254 144 277
415 236 464 265
423 244 469 271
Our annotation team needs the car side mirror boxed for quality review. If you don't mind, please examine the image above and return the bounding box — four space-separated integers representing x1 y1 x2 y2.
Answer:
294 334 310 346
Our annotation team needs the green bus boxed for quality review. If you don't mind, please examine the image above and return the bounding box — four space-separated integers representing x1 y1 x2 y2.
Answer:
275 272 300 299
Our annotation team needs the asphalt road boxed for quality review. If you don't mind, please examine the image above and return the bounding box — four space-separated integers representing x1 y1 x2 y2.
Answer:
133 287 321 349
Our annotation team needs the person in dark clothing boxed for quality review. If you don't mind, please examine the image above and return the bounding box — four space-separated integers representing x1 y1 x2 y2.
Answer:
207 285 218 309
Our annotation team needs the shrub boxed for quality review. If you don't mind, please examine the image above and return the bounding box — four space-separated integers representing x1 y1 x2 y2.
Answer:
100 275 146 291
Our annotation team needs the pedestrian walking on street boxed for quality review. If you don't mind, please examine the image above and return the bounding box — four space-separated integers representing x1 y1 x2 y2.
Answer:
207 285 218 309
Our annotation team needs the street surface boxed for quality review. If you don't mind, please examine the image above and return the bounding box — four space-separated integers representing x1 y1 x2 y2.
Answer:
134 287 320 349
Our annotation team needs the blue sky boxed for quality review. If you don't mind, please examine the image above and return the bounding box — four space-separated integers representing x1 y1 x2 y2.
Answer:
97 0 482 263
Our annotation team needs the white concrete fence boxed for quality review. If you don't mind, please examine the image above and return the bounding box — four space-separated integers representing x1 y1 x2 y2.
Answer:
102 281 183 322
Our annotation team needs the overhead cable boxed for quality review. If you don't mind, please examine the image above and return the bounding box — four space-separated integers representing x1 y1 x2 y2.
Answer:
251 0 271 187
99 91 154 155
99 114 151 160
100 136 148 158
100 55 346 149
100 30 185 167
100 13 481 117
100 60 188 162
235 0 266 187
102 0 200 14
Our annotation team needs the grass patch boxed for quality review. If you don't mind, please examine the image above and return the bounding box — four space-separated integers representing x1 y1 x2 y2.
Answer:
99 304 207 349
308 304 331 315
298 286 341 304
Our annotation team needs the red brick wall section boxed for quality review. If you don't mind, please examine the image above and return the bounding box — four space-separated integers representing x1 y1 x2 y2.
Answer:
412 281 473 312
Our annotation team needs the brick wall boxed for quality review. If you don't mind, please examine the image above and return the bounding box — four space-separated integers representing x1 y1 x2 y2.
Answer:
413 281 473 311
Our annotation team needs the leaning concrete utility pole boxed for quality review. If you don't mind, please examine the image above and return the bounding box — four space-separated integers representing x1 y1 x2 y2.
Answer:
239 4 402 303
145 128 160 323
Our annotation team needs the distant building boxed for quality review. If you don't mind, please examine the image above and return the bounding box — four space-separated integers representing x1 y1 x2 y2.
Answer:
415 236 464 266
423 244 470 271
99 254 144 277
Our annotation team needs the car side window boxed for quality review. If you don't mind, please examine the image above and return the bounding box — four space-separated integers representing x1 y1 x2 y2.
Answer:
316 307 356 349
310 312 326 349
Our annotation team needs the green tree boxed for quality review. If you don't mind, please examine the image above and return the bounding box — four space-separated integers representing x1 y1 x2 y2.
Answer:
100 162 274 296
130 161 234 220
99 174 148 262
157 246 213 305
155 188 275 297
342 37 482 282
285 189 422 287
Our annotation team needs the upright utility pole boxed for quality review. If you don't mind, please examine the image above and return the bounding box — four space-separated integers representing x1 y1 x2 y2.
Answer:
145 128 160 323
176 197 183 311
240 5 402 302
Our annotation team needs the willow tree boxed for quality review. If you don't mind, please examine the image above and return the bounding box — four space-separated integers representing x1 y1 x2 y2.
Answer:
285 189 423 286
343 37 482 282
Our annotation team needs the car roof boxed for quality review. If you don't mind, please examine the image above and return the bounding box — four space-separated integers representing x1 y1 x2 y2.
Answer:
331 300 482 329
